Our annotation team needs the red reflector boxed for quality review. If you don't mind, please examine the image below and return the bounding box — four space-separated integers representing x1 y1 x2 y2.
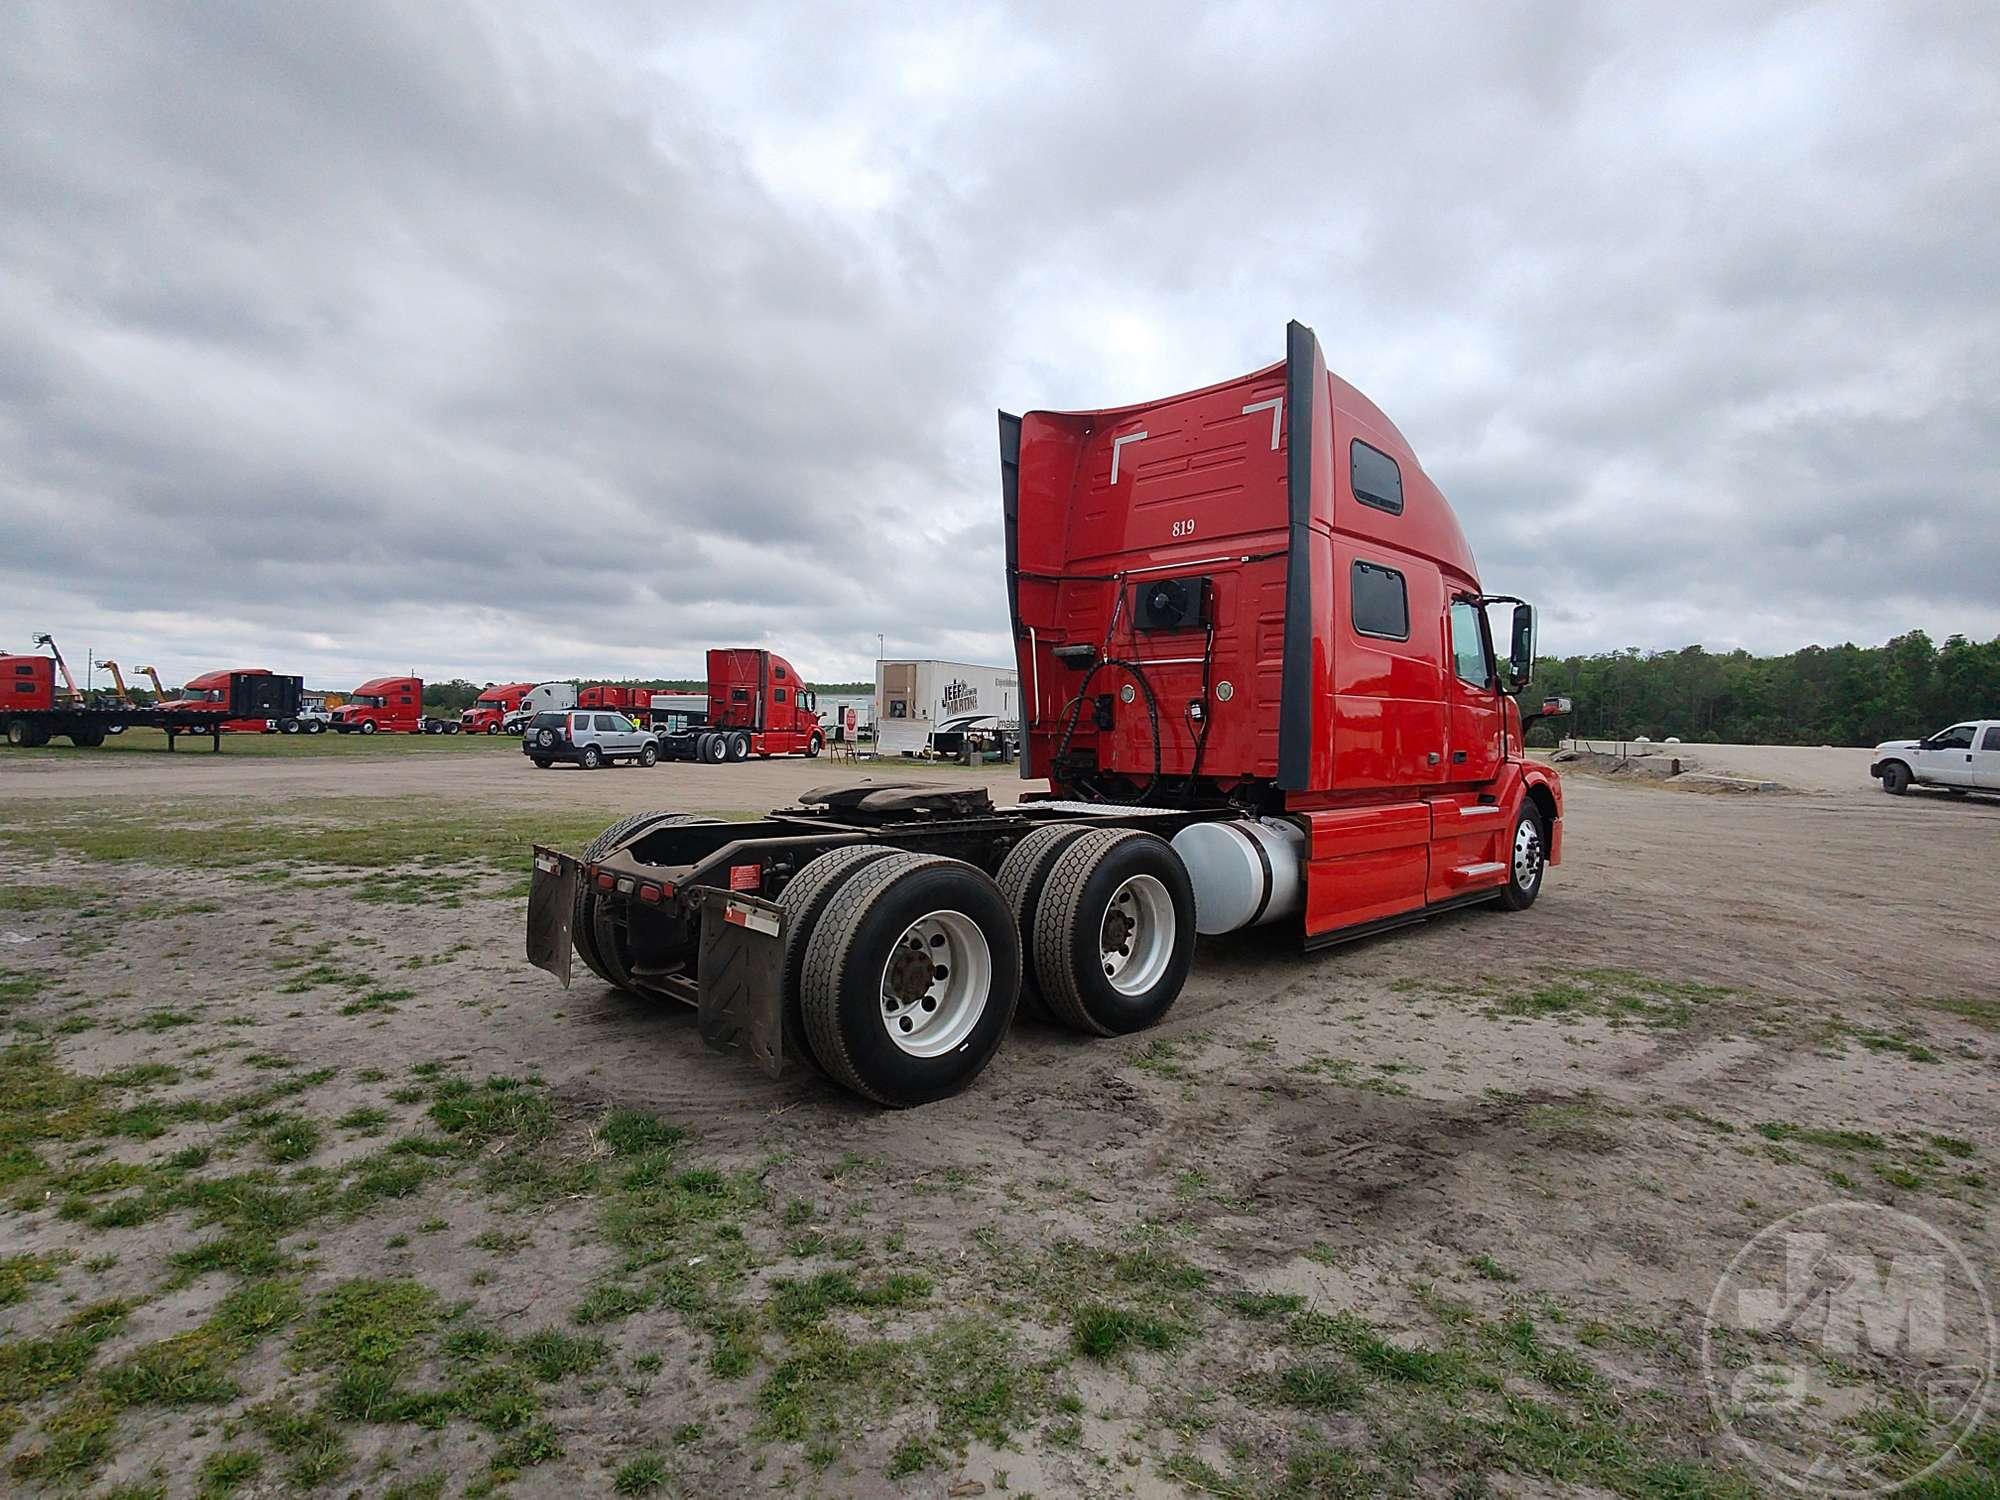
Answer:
728 864 761 892
637 883 662 904
659 882 676 899
596 873 615 891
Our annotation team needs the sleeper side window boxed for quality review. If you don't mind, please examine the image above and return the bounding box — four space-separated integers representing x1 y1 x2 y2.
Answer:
1351 560 1409 640
1351 440 1403 515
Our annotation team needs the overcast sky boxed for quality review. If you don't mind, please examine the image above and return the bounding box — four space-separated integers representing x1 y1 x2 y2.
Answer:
3 1 1996 690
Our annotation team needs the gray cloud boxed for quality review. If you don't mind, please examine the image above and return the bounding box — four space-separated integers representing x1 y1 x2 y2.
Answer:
2 0 1996 692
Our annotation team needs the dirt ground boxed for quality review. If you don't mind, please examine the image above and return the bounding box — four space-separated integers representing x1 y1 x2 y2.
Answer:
0 742 1993 1498
1558 740 1882 794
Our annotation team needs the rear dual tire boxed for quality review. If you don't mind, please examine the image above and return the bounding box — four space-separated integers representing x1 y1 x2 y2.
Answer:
799 852 1018 1107
699 733 727 764
575 811 719 989
776 845 902 1079
995 823 1094 1023
1028 830 1195 1037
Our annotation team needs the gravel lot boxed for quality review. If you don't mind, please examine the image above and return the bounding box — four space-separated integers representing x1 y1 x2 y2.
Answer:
0 741 1991 1497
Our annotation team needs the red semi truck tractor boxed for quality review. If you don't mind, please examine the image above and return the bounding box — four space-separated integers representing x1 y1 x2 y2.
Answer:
158 668 292 734
526 323 1565 1106
656 649 824 763
330 677 459 734
461 683 536 734
577 684 653 716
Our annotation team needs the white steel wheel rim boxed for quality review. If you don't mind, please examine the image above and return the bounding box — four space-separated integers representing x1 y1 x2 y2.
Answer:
1100 874 1174 995
878 909 991 1058
1513 818 1543 890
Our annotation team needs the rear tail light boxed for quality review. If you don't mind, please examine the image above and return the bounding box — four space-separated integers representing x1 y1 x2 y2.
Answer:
595 872 615 891
637 883 663 904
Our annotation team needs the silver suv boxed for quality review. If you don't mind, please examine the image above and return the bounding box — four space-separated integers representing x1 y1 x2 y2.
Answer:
522 710 659 770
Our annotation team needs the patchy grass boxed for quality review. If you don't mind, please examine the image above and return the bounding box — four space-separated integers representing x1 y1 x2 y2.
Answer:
0 797 617 875
613 1452 670 1494
1479 967 1735 1028
0 1250 70 1306
1072 1303 1185 1358
1755 1121 1885 1152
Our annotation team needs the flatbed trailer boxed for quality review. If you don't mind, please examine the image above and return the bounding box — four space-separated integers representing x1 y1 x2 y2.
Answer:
526 322 1566 1107
4 658 300 750
3 703 238 749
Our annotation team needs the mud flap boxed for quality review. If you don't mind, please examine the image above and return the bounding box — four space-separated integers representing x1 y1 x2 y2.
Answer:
694 888 785 1079
527 847 577 986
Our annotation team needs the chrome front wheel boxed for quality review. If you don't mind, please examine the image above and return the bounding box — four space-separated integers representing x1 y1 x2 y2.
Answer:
1512 816 1543 894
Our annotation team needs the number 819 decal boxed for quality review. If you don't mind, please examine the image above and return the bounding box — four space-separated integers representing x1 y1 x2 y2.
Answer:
1171 517 1196 539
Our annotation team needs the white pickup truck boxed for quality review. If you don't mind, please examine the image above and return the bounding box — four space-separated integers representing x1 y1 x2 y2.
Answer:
1871 720 2000 795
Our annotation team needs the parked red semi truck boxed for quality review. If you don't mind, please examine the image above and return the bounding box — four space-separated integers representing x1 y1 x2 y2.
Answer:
577 684 651 715
158 668 296 734
461 683 536 734
655 649 825 763
527 323 1566 1106
331 677 460 734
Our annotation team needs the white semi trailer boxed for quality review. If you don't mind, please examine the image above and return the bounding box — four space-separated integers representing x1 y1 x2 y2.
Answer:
502 681 579 735
874 660 1018 757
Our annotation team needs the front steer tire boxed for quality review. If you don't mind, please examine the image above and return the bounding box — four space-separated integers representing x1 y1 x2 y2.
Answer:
1879 761 1911 795
1032 829 1195 1037
1494 805 1547 912
800 852 1019 1107
574 811 719 988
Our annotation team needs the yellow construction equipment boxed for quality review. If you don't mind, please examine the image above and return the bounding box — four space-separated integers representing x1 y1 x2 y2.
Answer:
95 660 135 705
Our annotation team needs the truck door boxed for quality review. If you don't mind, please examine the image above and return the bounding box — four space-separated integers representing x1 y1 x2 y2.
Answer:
1918 723 1977 787
1443 600 1502 784
1969 724 2000 791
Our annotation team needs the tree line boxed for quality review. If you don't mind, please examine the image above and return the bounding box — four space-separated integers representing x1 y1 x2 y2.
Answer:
1532 631 2000 747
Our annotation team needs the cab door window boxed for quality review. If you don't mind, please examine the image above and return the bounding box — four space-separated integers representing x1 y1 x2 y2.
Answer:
1448 601 1491 688
1931 724 1976 750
